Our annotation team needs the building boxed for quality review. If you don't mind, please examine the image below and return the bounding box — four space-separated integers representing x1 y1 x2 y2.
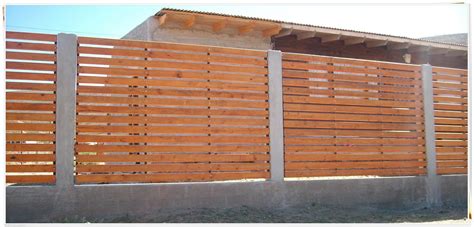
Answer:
124 8 468 69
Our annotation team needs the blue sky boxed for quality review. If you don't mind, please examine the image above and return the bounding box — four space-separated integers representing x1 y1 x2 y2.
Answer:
6 4 469 39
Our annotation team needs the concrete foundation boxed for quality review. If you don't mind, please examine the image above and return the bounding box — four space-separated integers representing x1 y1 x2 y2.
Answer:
6 175 467 223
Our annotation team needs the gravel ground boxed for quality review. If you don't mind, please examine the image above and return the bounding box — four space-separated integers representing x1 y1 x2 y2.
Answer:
59 204 468 223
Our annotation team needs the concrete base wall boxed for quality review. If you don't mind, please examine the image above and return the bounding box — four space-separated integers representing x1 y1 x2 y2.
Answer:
6 175 467 223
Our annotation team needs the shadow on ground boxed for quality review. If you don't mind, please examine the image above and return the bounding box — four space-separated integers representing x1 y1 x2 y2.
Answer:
57 204 468 223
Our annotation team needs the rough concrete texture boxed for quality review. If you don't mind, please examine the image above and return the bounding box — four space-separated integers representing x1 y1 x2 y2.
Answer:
6 175 467 223
122 16 272 50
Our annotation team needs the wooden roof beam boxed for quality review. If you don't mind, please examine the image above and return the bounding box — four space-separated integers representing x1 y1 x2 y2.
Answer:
295 31 316 40
321 34 342 43
262 26 282 37
446 50 467 57
238 21 256 35
366 39 389 48
182 15 196 29
388 42 411 50
408 45 431 53
343 36 366 46
213 20 227 32
429 48 449 55
158 14 167 26
274 28 293 38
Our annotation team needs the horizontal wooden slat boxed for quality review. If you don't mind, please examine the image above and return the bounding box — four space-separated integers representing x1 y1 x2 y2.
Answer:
282 53 421 71
285 145 424 153
6 103 55 111
285 153 424 161
283 70 421 86
78 76 267 92
285 120 423 131
76 163 269 173
78 36 267 58
76 154 269 162
6 92 56 101
285 138 423 145
77 85 268 101
284 112 421 123
284 95 420 108
6 133 55 142
6 113 55 121
6 72 56 81
285 129 422 138
75 171 269 184
285 168 425 178
7 123 55 131
6 41 56 52
286 161 425 170
6 165 55 173
284 103 422 116
6 144 55 151
6 82 56 91
6 175 55 184
77 125 268 135
283 87 419 101
76 135 268 144
79 56 267 75
437 168 467 175
432 67 467 76
76 144 269 153
6 31 57 42
6 154 55 162
76 115 268 126
283 78 421 94
76 105 267 117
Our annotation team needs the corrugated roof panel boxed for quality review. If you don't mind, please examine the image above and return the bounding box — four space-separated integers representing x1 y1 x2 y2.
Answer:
157 8 467 48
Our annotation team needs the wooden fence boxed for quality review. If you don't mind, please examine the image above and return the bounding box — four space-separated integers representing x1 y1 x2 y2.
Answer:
432 67 468 174
282 53 426 177
6 32 57 184
75 36 270 183
4 31 468 185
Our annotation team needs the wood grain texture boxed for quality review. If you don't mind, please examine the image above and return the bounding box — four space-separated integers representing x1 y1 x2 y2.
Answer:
75 35 270 184
282 52 426 178
432 67 468 175
6 31 57 184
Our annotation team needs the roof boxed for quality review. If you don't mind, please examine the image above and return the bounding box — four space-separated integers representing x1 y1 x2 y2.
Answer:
156 8 467 51
422 33 467 46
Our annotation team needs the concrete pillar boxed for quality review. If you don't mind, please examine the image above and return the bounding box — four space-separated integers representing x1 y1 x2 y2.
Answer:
55 33 78 188
267 50 284 181
421 64 441 206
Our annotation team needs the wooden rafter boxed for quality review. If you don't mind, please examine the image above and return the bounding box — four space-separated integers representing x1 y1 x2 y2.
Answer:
429 48 449 55
343 37 365 46
321 34 342 43
213 20 227 32
262 26 282 37
183 15 196 28
446 50 467 57
387 42 411 50
274 28 293 38
408 45 430 53
365 39 389 48
239 21 256 35
295 31 316 40
158 14 167 26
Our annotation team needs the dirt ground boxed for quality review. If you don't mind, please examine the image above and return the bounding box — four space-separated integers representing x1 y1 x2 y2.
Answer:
60 204 468 223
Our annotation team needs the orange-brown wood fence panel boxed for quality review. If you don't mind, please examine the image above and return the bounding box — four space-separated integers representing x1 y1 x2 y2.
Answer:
282 53 426 178
432 67 468 175
6 31 57 184
75 37 270 184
